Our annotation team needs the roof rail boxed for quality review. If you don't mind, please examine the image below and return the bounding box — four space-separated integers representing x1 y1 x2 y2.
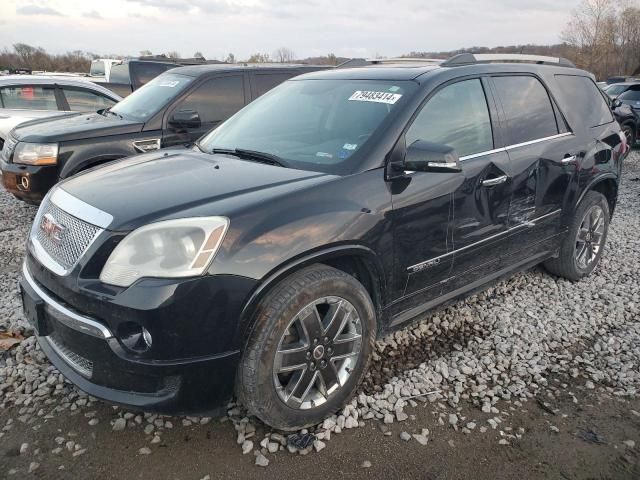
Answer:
367 57 444 65
441 53 576 68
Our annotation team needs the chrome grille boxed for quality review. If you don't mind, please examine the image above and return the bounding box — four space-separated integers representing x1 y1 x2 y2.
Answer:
33 198 101 271
47 336 94 378
1 137 17 162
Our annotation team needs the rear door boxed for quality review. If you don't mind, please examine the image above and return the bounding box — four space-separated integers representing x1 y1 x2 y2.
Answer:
489 74 594 261
163 74 246 147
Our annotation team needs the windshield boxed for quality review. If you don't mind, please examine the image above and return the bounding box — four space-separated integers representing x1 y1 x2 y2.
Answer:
605 84 627 97
198 79 417 174
111 73 193 122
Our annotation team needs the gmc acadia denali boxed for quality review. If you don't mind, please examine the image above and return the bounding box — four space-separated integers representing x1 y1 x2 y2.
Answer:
19 54 627 430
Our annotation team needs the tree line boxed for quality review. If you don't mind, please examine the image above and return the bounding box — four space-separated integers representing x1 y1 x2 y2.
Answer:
2 1 638 79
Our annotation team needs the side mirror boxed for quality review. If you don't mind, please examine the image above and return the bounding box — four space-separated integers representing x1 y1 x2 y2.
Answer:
169 110 201 130
611 98 622 109
405 140 462 173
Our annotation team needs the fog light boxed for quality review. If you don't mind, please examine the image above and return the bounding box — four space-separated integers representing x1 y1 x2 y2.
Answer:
118 322 152 352
20 176 29 190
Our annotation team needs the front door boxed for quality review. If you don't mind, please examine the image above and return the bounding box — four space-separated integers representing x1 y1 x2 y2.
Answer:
390 77 510 323
163 74 246 148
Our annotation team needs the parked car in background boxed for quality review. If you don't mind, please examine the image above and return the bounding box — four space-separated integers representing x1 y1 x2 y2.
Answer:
0 76 121 150
603 81 640 98
611 97 639 150
18 54 626 430
93 59 179 97
92 57 225 97
89 59 122 82
617 84 640 112
606 75 639 85
1 64 325 203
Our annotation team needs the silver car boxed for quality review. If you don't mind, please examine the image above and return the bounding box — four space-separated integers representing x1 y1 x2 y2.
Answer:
0 75 121 149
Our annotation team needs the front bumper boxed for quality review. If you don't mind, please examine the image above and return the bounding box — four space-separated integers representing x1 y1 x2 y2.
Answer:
19 261 247 414
0 159 58 203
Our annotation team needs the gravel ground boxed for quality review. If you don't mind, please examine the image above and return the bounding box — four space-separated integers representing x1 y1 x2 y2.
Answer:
1 150 639 477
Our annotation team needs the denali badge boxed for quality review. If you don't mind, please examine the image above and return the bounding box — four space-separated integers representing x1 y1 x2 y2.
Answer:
40 213 66 244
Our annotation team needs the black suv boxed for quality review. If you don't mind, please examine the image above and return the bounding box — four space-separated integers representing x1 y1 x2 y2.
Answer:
1 64 323 203
19 54 626 430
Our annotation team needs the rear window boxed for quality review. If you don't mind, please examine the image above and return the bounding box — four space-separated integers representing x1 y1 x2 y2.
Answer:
0 86 58 110
492 76 558 145
555 75 614 128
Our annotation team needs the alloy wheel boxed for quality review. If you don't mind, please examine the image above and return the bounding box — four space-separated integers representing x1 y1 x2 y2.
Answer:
575 205 606 269
273 296 363 410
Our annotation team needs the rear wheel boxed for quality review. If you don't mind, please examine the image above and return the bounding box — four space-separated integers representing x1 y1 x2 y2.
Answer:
544 191 610 281
236 264 376 431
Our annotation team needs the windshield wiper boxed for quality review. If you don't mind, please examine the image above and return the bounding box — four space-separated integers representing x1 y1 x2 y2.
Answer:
211 148 288 168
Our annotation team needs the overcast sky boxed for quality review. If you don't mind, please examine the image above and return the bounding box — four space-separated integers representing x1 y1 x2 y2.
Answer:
0 0 578 60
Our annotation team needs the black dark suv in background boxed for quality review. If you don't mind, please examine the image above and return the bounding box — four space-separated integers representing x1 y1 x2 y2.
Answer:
19 54 626 430
1 64 324 203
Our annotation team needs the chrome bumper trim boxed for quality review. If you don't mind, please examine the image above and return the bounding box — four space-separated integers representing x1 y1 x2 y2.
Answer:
23 262 113 339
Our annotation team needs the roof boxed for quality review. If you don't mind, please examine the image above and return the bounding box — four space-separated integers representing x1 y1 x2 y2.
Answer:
172 63 327 77
299 63 443 81
0 75 122 100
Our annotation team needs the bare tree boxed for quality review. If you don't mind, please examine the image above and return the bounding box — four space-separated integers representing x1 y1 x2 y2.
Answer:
273 47 295 63
247 52 271 63
165 51 181 59
140 50 153 57
225 53 236 63
194 51 204 59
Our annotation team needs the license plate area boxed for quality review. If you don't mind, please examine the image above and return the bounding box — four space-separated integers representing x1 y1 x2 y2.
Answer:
20 281 49 335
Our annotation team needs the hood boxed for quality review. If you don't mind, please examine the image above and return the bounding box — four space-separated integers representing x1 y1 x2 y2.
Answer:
11 112 143 143
0 110 73 137
59 149 335 230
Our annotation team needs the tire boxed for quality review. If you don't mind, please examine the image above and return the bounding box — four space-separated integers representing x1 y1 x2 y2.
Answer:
622 124 636 158
544 191 610 281
236 264 376 431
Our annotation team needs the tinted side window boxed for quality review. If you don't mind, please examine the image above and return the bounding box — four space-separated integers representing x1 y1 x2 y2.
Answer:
175 75 245 125
492 76 558 145
253 73 293 97
133 63 176 86
61 88 117 111
406 79 493 157
0 86 58 110
554 75 614 128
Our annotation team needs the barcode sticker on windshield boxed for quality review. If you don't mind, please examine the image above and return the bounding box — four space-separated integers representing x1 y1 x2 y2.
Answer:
158 80 180 87
349 91 402 104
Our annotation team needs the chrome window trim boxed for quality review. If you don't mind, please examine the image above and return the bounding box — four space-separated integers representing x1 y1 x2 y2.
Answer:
51 187 113 229
407 209 561 273
22 262 113 339
458 132 574 162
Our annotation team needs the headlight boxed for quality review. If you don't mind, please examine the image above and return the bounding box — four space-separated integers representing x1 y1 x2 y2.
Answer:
13 142 58 165
100 217 229 287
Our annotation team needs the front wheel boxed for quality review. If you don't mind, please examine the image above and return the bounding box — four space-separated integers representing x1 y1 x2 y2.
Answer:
236 264 376 431
544 191 610 281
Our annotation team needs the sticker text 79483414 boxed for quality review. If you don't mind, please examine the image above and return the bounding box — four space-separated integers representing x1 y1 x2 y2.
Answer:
348 91 402 105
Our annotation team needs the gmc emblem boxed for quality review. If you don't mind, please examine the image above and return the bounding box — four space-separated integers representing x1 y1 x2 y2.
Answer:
40 213 66 244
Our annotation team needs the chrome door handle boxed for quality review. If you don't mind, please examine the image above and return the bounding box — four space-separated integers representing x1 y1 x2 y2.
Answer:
562 155 577 165
482 175 508 187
